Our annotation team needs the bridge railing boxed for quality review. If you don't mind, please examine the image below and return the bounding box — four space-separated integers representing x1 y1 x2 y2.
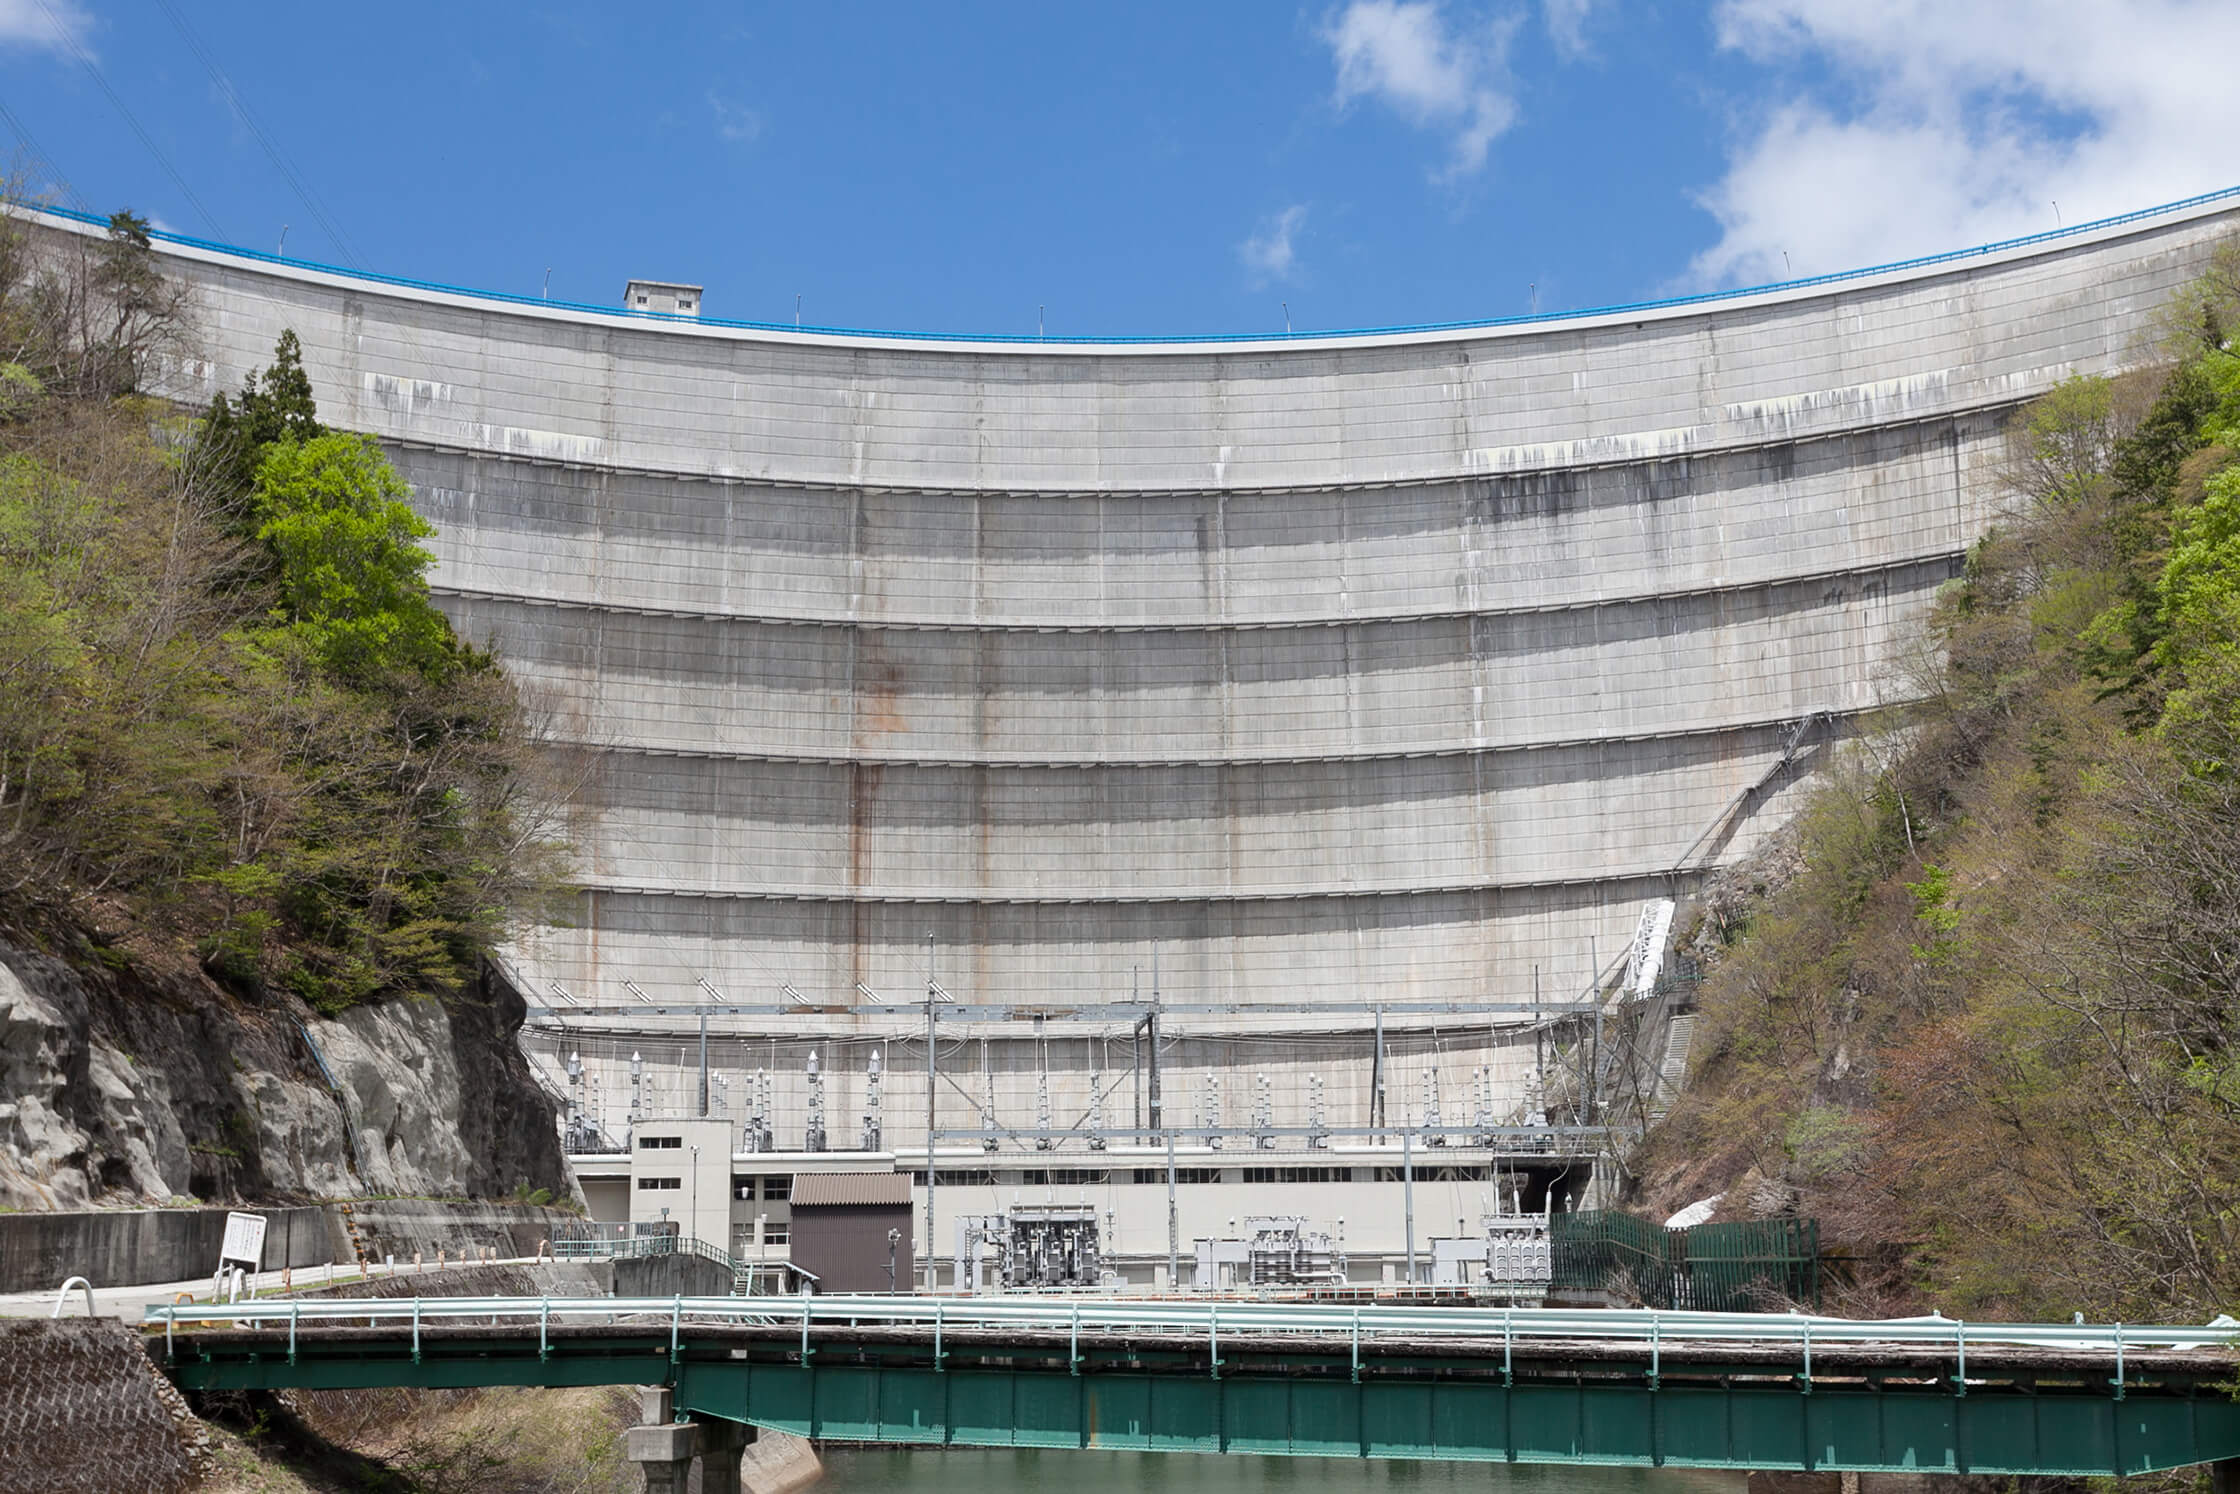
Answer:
141 1293 2239 1369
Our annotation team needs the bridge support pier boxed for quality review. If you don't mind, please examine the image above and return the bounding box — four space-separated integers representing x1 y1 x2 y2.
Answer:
695 1416 755 1494
624 1386 757 1494
2210 1458 2236 1494
1746 1474 1869 1494
624 1388 697 1493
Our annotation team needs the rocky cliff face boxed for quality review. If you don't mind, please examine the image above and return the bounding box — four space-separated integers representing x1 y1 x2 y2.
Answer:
0 937 573 1211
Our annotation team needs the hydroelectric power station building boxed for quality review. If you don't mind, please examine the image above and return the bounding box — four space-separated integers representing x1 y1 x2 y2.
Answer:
45 189 2240 1287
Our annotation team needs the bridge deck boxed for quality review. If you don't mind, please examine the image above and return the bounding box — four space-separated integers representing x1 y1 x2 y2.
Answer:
147 1298 2240 1476
164 1317 2220 1379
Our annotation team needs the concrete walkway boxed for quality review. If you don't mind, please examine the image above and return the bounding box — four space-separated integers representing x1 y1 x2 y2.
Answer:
0 1256 546 1321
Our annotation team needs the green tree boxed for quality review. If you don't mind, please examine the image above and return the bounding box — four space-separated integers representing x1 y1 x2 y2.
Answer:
252 432 453 683
2004 374 2117 515
2149 464 2240 753
104 209 151 250
199 330 323 503
238 329 321 447
0 252 568 1016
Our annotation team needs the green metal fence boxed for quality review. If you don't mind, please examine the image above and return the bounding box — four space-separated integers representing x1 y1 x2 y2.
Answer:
1552 1212 1818 1311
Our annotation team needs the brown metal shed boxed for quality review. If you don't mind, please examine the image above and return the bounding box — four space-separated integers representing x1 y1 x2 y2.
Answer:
787 1172 915 1292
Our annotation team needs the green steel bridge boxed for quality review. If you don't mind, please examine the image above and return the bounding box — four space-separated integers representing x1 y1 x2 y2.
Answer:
146 1296 2240 1479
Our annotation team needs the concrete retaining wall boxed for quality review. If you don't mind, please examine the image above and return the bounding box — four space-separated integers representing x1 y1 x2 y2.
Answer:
0 1201 583 1293
610 1251 735 1298
0 1206 329 1294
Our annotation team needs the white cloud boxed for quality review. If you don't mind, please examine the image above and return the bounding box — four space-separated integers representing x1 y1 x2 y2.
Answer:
0 0 90 52
1690 0 2240 288
1543 0 1595 60
1240 204 1310 285
1322 1 1519 180
707 91 761 147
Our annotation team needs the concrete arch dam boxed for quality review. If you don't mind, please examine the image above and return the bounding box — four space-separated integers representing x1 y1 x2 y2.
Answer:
79 195 2240 1044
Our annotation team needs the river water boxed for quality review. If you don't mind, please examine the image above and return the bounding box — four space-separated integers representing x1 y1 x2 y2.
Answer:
821 1448 1747 1494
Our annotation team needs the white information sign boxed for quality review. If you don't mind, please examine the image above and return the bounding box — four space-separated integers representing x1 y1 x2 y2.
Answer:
219 1210 268 1271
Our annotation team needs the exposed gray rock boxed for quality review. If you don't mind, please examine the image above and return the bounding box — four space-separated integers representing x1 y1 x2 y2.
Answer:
227 1067 355 1199
0 937 573 1212
309 995 476 1196
0 959 97 1209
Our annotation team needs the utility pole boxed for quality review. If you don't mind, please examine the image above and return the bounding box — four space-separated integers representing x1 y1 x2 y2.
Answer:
1588 936 1604 1127
1145 948 1162 1135
1402 1123 1416 1286
1131 965 1141 1134
924 932 937 1291
1533 965 1543 1089
1156 943 1176 1287
1370 1007 1386 1140
1165 1129 1178 1291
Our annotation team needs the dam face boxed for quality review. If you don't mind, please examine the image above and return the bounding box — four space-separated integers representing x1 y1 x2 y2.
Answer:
73 196 2240 1145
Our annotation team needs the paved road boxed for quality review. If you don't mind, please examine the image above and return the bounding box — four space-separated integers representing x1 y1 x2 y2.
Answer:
0 1256 543 1321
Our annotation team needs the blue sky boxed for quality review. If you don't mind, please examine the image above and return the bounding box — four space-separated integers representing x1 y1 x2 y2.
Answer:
4 1 2237 338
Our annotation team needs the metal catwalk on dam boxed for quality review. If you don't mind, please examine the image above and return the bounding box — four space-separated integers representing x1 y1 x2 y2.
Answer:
42 191 2240 1055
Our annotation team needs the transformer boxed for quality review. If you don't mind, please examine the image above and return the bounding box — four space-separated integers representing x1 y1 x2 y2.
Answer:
953 1204 1105 1291
1430 1196 1554 1293
1485 1208 1553 1287
1194 1215 1345 1291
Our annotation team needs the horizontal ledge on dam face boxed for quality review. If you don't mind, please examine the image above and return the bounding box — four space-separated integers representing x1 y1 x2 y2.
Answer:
571 711 1826 806
563 868 1709 906
379 397 2011 498
426 550 1966 636
519 1007 1613 1035
542 701 1872 770
518 1008 1619 1039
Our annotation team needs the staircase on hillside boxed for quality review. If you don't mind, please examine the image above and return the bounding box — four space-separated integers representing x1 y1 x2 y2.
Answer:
1649 1013 1697 1122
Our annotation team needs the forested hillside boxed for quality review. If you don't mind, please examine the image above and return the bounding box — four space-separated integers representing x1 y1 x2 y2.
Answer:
1637 248 2240 1322
0 209 568 1010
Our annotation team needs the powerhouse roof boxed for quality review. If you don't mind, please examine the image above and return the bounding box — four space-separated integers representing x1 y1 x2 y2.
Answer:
790 1172 914 1207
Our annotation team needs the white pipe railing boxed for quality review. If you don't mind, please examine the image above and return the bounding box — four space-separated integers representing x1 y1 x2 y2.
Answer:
52 1276 96 1318
141 1294 2239 1365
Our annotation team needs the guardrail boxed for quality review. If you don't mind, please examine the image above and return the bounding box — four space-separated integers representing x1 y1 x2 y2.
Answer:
144 1294 2239 1380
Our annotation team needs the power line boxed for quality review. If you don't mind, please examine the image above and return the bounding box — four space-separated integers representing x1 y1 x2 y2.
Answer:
150 0 364 267
0 98 91 210
32 0 224 237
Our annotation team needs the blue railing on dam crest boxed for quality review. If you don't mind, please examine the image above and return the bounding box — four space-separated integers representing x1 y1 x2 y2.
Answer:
28 185 2240 345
